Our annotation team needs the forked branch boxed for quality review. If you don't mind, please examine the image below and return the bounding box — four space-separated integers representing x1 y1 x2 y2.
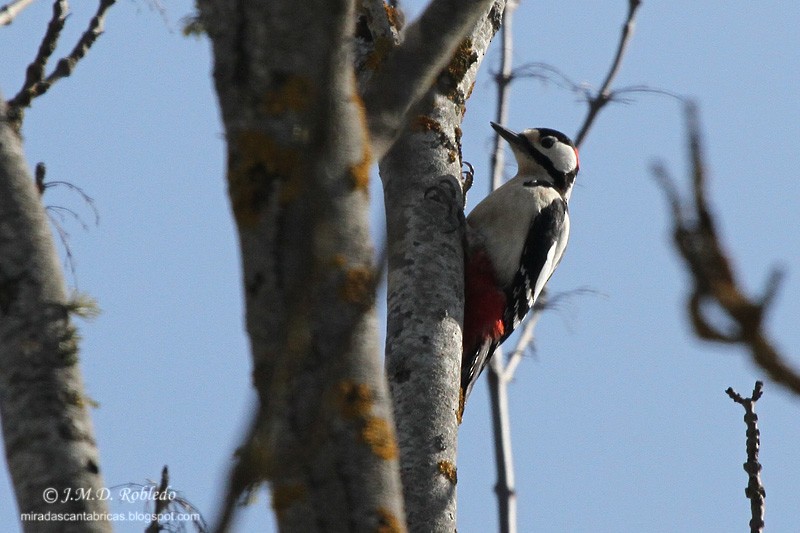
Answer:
726 382 766 533
485 3 644 533
652 102 800 396
7 0 117 130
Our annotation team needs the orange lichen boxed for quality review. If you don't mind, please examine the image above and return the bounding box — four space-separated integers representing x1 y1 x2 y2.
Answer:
383 4 402 30
262 75 314 116
349 151 371 192
271 483 307 520
448 39 476 81
361 417 399 460
349 91 373 192
337 382 399 460
337 381 374 419
377 507 404 533
364 37 394 71
457 389 465 425
228 130 304 227
411 115 442 134
439 38 477 104
341 267 375 306
437 460 458 484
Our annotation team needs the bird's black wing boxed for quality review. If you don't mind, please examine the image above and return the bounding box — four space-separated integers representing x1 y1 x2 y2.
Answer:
500 197 568 345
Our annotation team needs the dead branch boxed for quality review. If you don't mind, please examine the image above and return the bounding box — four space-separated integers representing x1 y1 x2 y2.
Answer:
726 382 765 533
7 0 117 130
652 102 800 397
573 0 641 147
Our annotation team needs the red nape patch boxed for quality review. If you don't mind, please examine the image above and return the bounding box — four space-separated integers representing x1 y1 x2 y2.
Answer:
463 249 506 355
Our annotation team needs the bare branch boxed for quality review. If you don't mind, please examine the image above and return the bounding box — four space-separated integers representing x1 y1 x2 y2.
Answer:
484 4 519 532
362 0 499 159
573 0 641 148
34 161 100 283
42 179 100 225
0 95 111 531
8 0 117 129
145 466 170 533
487 354 517 533
503 290 545 381
354 0 403 89
726 382 765 533
652 102 800 397
0 0 37 26
487 0 516 193
482 4 643 531
12 0 68 106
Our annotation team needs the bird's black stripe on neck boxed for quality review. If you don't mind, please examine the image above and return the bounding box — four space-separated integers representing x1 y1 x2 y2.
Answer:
517 136 568 190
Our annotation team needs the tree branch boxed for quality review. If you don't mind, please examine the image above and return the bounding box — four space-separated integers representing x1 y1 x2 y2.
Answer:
145 466 171 533
0 97 111 531
726 382 765 533
483 4 643 531
484 3 519 532
7 0 117 130
198 1 405 530
0 0 36 26
652 102 800 397
573 0 641 148
363 0 500 159
381 1 506 529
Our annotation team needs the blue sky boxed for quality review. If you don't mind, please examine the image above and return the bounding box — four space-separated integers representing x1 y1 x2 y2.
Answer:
1 1 799 532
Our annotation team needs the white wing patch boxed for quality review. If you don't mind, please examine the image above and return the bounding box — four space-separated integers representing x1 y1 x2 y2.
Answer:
534 210 569 303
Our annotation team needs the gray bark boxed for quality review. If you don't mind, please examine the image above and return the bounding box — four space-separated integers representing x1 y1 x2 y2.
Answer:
363 0 506 159
381 2 505 530
197 1 405 530
0 99 110 531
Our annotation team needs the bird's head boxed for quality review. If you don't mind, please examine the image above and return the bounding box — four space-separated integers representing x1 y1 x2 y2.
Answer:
491 122 579 199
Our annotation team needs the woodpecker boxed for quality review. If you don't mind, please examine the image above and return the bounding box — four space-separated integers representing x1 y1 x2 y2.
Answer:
461 122 579 406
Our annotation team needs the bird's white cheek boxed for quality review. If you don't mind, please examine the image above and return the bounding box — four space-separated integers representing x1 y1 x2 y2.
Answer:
551 148 578 174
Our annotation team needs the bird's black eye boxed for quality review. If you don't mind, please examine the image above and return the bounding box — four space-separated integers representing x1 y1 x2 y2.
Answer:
540 136 556 149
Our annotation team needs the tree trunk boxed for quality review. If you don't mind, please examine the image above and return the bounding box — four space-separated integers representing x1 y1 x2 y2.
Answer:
0 99 110 532
381 3 505 530
198 1 406 530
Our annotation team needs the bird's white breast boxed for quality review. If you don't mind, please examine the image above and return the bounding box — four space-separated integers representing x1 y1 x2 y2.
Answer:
467 177 567 288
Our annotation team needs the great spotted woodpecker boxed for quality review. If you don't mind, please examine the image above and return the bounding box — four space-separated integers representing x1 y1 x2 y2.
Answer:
461 122 579 405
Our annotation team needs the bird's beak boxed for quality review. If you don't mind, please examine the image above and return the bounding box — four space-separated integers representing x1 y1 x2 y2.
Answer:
490 122 524 148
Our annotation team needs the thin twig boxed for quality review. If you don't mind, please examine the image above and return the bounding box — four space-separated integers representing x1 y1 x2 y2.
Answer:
9 0 68 114
145 466 170 533
7 0 117 129
485 3 519 533
488 0 517 192
503 290 546 381
42 179 100 225
726 382 765 533
0 0 37 25
487 357 516 533
573 0 641 148
483 4 643 532
652 103 800 396
43 0 117 88
35 162 100 283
